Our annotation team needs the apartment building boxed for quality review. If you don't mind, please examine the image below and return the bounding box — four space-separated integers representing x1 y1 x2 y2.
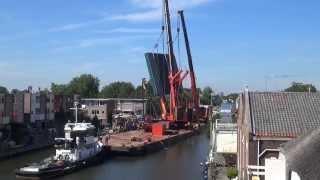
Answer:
114 98 147 117
0 94 6 126
23 92 31 123
12 92 24 124
81 98 115 126
53 95 74 113
4 94 14 124
46 93 55 121
30 92 45 123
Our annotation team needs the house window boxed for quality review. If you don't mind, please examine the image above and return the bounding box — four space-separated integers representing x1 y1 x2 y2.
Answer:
97 111 99 114
102 111 104 114
92 110 94 114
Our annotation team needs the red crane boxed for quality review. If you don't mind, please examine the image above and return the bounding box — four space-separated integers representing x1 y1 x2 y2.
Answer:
159 0 188 122
159 0 198 123
178 10 199 117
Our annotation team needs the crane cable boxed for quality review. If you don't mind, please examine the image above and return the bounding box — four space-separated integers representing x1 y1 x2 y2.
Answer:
176 13 181 70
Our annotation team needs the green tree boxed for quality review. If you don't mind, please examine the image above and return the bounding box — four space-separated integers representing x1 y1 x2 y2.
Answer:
100 81 135 98
200 86 213 105
212 95 223 106
0 86 8 94
51 74 100 97
51 83 69 95
285 82 317 92
68 74 100 98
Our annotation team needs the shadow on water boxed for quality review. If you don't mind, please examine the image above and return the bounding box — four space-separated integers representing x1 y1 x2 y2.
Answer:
0 128 209 180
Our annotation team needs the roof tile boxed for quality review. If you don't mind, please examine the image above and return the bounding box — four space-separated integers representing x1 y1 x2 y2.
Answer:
249 92 320 137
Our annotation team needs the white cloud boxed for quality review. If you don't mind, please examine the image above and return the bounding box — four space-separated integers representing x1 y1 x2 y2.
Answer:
78 37 115 48
130 0 211 9
110 9 162 22
52 35 156 52
95 27 160 34
110 0 213 22
49 0 214 32
48 18 107 32
49 23 88 32
130 0 162 8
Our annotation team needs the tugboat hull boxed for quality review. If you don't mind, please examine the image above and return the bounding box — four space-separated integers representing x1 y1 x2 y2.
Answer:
15 149 107 180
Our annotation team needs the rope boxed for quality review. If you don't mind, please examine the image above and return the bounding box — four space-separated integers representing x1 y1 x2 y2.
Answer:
153 31 164 53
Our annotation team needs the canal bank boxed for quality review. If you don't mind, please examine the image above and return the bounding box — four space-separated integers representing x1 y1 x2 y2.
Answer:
0 127 209 180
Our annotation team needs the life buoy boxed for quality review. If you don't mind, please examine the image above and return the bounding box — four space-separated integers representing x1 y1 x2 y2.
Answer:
65 155 70 161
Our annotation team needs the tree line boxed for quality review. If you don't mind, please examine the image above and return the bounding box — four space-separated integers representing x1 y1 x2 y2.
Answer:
51 74 155 98
0 74 317 106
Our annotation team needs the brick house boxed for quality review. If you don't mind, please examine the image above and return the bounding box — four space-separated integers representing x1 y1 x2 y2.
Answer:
12 92 25 124
237 90 320 180
0 94 5 126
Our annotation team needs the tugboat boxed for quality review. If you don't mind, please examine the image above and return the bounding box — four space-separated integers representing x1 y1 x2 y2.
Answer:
15 102 106 179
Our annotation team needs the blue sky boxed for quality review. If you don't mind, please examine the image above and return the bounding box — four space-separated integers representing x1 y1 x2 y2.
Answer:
0 0 320 93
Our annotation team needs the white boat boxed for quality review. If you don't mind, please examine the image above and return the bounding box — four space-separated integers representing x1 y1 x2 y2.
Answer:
16 102 107 179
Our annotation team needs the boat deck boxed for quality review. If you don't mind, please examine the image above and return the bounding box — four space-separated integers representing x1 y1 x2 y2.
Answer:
102 129 195 155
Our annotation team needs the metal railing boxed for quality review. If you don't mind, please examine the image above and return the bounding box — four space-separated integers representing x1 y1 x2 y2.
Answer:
215 119 237 131
247 165 265 176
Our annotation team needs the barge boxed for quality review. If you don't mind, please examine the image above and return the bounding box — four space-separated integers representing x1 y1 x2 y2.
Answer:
104 123 205 156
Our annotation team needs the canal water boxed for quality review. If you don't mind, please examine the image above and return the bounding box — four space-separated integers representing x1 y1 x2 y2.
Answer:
0 129 209 180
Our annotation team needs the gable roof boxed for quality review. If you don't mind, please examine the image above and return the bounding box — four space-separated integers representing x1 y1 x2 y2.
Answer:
249 92 320 137
280 128 320 179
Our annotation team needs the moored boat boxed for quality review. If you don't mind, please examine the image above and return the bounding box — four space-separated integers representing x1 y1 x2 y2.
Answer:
15 102 107 179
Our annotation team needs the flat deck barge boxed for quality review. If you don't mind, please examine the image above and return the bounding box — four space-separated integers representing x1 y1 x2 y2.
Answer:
103 129 196 155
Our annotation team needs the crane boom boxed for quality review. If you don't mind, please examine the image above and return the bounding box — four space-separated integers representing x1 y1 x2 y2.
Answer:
164 0 175 73
178 10 199 113
163 0 181 121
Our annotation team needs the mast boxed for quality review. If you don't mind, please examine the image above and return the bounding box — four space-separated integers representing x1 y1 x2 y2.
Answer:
178 10 199 112
70 102 79 123
74 102 78 123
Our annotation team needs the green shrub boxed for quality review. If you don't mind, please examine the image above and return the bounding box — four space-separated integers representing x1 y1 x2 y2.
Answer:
227 167 238 179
